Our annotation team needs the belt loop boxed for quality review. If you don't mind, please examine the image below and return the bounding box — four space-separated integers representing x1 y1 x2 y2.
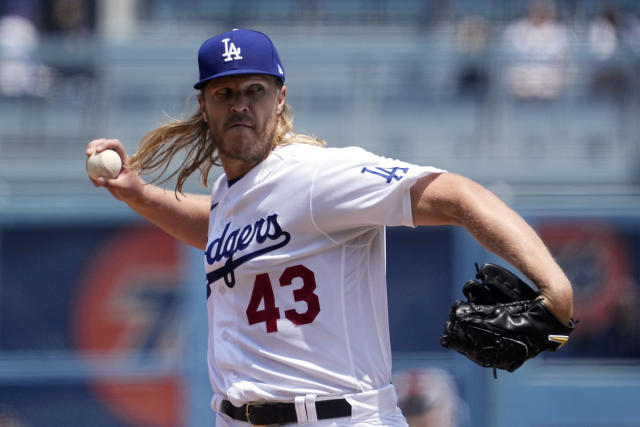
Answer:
245 404 252 424
304 394 318 423
294 396 308 424
211 394 224 412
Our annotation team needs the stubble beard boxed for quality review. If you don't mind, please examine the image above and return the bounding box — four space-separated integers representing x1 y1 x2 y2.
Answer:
213 112 279 165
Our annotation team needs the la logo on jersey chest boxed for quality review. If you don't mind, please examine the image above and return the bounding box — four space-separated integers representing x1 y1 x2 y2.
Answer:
221 38 242 62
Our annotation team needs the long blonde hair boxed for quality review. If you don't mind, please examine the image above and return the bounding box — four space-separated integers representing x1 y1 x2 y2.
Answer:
127 86 325 194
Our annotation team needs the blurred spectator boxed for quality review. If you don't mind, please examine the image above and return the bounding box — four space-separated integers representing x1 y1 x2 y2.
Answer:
394 368 469 427
588 5 640 101
501 0 572 100
0 404 26 427
44 0 95 35
455 15 490 99
40 0 96 89
0 0 43 23
0 12 52 97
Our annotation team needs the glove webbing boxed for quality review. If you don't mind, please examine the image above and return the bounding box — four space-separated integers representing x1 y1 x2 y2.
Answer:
467 324 528 379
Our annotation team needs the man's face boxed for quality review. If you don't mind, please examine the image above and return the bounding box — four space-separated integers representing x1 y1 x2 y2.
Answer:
198 74 286 166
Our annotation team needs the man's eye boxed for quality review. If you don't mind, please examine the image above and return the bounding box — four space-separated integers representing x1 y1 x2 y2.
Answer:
249 85 264 94
214 89 230 97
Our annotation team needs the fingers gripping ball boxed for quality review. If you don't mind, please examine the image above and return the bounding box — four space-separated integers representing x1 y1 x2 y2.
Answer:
440 263 575 377
86 149 123 180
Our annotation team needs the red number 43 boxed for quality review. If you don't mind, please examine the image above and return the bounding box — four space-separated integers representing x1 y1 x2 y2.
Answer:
246 265 321 333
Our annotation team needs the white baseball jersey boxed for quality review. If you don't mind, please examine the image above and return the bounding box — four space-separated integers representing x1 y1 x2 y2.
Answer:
204 142 444 409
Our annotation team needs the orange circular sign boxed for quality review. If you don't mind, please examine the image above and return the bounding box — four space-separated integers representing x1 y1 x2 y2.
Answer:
539 220 632 337
71 225 184 427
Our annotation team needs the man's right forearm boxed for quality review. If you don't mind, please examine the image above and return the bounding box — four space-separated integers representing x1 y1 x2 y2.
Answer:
127 184 210 250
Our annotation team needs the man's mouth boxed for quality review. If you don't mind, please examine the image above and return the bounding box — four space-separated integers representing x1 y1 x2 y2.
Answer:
228 123 252 128
225 115 254 130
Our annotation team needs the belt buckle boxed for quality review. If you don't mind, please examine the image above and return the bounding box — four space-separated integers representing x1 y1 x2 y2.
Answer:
245 403 261 425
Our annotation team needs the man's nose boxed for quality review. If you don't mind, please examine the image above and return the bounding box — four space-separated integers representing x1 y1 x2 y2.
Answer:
230 93 249 113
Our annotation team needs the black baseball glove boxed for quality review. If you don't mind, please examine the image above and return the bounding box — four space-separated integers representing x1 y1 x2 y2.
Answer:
440 263 575 377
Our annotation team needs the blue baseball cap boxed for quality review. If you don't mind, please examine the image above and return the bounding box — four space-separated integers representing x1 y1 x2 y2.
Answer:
194 29 285 90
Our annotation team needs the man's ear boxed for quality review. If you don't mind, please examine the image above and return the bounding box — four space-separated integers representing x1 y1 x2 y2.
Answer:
276 85 287 114
197 93 209 123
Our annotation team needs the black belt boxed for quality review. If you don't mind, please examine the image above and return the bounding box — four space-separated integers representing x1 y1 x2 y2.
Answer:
220 398 352 425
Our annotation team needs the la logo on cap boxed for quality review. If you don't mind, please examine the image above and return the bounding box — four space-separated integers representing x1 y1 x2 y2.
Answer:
194 29 285 89
221 38 242 62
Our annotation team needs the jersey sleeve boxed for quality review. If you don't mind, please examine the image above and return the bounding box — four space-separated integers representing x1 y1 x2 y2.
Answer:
310 146 444 233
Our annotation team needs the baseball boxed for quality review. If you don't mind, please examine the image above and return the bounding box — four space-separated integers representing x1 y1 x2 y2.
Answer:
86 149 123 180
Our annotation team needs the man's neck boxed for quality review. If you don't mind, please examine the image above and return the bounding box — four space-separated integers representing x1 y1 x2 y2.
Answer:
220 156 260 181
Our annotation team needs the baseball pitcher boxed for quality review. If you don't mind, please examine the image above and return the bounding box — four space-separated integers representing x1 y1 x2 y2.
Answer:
86 29 574 426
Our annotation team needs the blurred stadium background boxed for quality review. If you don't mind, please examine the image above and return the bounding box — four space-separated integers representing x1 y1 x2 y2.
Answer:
1 0 640 426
